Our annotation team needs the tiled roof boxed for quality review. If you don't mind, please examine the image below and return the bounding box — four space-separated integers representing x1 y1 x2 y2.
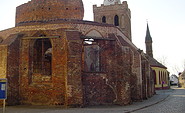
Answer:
16 19 116 27
146 54 167 69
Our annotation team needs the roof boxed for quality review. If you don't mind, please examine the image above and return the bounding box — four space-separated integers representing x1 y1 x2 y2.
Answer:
16 19 116 27
146 54 167 69
171 74 178 79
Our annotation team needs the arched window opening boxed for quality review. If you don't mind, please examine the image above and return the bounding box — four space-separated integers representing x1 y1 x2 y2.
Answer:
114 15 119 26
32 38 52 75
102 16 106 23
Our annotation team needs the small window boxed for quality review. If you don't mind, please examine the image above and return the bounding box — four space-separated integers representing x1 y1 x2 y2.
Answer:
102 16 106 23
114 15 119 26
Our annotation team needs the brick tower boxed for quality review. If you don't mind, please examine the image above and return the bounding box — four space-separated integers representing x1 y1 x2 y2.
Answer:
16 0 84 26
93 0 132 40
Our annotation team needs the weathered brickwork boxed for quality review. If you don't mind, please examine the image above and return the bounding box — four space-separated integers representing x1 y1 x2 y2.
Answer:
16 0 84 25
0 0 155 107
6 34 22 105
18 30 68 105
0 45 7 78
93 1 132 40
66 30 83 106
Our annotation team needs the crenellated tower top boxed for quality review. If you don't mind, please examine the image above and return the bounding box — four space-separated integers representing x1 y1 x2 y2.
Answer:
15 0 84 26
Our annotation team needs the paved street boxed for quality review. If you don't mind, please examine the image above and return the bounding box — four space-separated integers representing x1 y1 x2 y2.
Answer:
0 87 183 113
132 87 185 113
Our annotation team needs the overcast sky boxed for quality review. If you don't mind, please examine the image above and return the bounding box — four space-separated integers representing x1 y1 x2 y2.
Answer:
0 0 185 75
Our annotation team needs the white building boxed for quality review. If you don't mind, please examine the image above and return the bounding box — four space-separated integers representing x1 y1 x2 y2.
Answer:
170 75 178 85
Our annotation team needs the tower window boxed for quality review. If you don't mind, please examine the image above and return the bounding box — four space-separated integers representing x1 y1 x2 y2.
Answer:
102 16 106 23
114 15 119 26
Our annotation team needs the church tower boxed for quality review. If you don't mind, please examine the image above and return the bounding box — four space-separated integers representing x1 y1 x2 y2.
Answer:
93 0 132 41
145 23 153 58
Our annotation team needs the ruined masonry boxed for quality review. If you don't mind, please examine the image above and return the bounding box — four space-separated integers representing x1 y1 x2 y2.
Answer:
0 0 155 106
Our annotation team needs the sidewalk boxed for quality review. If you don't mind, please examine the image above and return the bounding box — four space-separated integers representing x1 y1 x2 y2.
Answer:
1 89 174 113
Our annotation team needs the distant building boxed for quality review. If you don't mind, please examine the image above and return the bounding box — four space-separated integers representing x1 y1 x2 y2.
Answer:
145 23 170 90
170 75 178 85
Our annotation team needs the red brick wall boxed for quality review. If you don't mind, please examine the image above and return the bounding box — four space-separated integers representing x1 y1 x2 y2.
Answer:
0 20 155 106
16 0 84 25
82 73 116 105
19 29 67 105
6 34 23 105
93 1 132 40
82 39 133 106
65 30 83 107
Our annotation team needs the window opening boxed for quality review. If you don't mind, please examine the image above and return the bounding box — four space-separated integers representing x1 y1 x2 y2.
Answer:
102 16 106 23
83 39 100 72
114 15 119 26
32 38 52 75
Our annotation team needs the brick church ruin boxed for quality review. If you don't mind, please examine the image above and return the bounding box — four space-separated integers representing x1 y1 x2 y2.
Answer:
0 0 155 106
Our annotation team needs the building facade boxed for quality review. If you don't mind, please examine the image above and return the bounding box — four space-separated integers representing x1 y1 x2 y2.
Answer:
170 74 178 86
0 0 155 106
179 71 185 88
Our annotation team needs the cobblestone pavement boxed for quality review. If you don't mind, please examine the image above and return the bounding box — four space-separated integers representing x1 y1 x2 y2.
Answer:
132 87 185 113
0 88 177 113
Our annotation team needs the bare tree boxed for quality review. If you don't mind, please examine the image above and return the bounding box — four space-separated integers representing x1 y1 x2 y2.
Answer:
183 60 185 70
172 65 180 74
157 56 168 66
171 60 185 75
